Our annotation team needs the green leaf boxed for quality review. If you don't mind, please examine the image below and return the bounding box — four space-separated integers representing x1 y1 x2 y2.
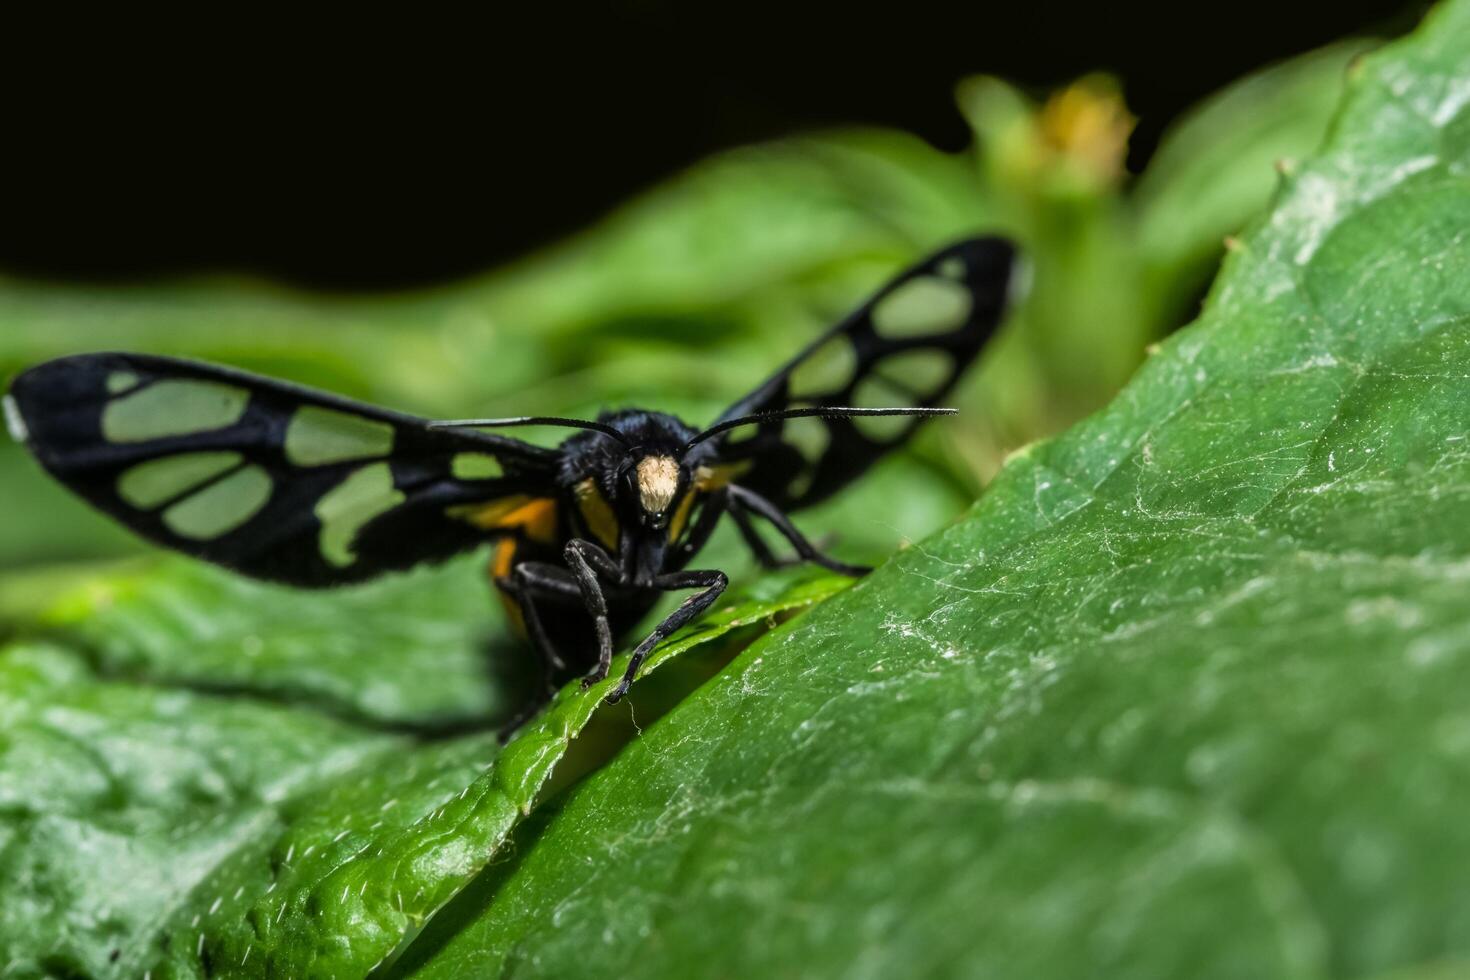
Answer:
388 5 1470 978
40 558 514 727
0 556 848 979
0 639 417 979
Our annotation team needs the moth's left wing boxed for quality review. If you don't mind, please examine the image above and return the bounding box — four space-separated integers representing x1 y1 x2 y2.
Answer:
711 236 1018 510
5 352 562 586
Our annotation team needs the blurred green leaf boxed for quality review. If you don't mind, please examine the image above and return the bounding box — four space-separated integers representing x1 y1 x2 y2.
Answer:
1133 38 1376 322
0 562 847 979
381 5 1470 977
950 73 1146 456
0 444 140 566
40 558 515 727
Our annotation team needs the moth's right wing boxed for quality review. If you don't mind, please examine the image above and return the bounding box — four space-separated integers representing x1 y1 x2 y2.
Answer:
710 236 1018 509
5 352 563 586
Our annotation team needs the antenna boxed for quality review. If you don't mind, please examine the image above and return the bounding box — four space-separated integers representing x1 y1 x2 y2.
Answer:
431 416 630 445
681 406 956 453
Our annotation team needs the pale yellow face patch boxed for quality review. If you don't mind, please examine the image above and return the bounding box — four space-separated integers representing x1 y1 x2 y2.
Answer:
102 380 250 443
788 336 857 399
315 462 405 567
161 464 272 539
284 406 394 467
118 451 243 508
636 455 680 514
451 452 504 480
870 276 972 339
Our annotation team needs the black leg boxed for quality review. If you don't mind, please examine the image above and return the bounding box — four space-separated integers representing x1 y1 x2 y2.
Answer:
604 568 728 704
674 489 727 562
729 505 787 569
499 562 585 740
566 536 622 578
564 539 620 687
728 484 870 576
509 562 584 673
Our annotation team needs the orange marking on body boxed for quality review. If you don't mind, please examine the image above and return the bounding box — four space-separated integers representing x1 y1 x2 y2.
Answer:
491 537 518 578
694 461 750 493
575 477 620 549
489 537 527 637
668 490 698 543
514 498 559 543
452 495 560 544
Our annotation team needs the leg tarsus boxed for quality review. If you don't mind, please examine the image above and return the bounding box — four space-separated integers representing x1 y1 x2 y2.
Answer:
564 539 618 686
510 563 583 672
605 569 728 704
500 563 589 739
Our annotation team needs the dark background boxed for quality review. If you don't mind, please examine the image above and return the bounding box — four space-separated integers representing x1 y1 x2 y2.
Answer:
3 1 1420 290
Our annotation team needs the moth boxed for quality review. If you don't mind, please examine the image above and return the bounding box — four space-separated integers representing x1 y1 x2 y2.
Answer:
5 236 1017 730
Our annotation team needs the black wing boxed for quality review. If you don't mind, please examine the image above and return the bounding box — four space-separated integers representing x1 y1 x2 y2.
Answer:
711 236 1018 509
5 352 562 587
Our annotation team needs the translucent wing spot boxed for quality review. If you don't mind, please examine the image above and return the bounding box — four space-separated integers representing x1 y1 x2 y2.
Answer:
284 406 395 466
315 462 405 567
938 256 967 280
783 415 830 498
161 464 272 539
451 452 504 480
870 276 973 339
117 451 243 509
875 348 955 399
787 336 858 399
784 415 831 463
102 380 250 443
3 394 28 443
722 424 759 446
851 376 921 441
106 371 141 394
